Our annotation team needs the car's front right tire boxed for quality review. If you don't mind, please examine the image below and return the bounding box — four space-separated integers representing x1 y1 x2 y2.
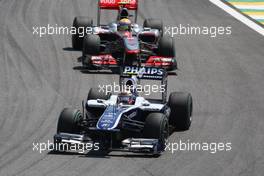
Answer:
157 36 176 57
143 113 169 150
168 92 193 130
143 18 163 36
72 16 93 50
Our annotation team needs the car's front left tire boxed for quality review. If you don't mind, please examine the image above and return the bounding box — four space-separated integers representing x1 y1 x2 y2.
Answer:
57 108 83 134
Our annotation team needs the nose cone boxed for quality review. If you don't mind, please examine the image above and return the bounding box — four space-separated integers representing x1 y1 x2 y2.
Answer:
124 37 140 54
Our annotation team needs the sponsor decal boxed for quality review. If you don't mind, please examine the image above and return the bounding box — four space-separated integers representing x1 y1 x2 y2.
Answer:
123 66 165 79
97 105 124 130
126 110 137 119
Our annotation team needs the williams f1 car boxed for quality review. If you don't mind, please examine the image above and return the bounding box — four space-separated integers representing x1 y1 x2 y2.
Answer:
53 66 192 155
72 0 177 71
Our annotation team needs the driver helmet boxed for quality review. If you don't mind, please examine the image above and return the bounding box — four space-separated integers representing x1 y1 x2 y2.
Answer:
118 18 131 31
117 91 135 105
125 78 138 96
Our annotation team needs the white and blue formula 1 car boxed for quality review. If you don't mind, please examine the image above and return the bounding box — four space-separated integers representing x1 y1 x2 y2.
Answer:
54 66 192 155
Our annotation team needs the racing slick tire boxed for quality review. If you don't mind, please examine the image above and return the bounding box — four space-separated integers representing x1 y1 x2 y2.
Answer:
168 92 193 131
157 36 176 57
72 16 93 50
82 34 100 56
143 113 169 150
143 18 163 36
56 108 82 134
87 88 111 101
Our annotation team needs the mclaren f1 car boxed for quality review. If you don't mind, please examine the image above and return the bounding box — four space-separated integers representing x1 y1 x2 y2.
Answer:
72 0 177 71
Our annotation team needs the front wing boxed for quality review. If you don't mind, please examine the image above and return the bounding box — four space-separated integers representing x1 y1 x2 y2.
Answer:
88 54 177 70
54 132 162 155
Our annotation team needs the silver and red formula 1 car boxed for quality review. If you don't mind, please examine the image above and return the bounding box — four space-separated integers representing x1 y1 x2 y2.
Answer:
72 0 177 71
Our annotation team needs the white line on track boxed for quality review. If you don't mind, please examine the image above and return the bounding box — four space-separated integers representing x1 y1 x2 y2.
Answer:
209 0 264 36
249 15 264 19
234 5 264 10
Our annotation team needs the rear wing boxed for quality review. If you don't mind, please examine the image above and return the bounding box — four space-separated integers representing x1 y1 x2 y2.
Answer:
99 0 138 10
97 0 138 25
120 66 168 103
121 66 167 80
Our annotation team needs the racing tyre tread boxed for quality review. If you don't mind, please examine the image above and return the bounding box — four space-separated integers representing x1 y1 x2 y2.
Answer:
168 92 193 130
72 16 93 50
143 18 163 35
57 108 82 134
157 36 176 57
143 113 169 149
87 88 111 101
83 34 100 56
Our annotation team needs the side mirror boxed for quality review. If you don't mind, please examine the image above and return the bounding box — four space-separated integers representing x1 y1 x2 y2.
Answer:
97 99 104 103
142 102 150 106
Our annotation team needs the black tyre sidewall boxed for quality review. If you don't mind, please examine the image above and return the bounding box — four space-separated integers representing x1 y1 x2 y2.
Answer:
143 18 163 36
87 88 111 101
143 113 169 147
168 92 192 130
72 16 93 50
82 35 100 56
57 108 82 134
157 36 175 57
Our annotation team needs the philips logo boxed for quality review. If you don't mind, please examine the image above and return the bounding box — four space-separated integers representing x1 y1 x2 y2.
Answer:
123 66 164 76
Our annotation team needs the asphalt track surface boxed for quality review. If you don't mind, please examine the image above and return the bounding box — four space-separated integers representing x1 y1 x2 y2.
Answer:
0 0 264 175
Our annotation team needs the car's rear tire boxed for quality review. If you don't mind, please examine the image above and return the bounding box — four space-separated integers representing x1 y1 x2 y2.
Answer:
57 108 82 134
143 18 163 36
168 92 193 130
157 36 175 57
72 16 93 50
143 113 169 149
87 88 111 101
